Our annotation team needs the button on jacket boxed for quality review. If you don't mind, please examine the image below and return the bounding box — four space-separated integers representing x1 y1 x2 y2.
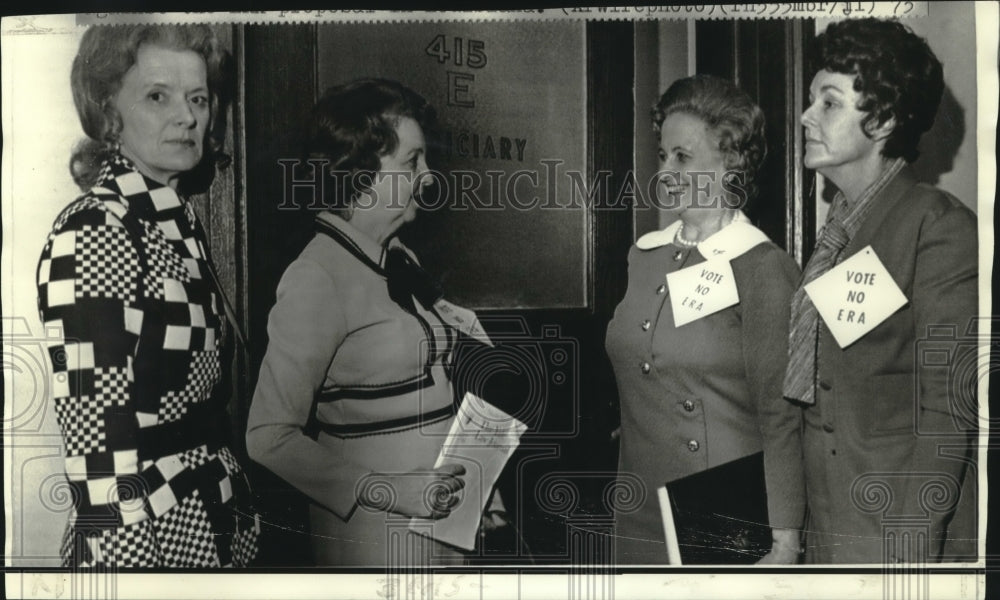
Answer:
798 167 977 564
605 214 804 564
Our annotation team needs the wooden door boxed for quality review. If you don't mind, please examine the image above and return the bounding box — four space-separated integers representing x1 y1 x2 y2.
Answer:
234 21 635 566
696 19 817 264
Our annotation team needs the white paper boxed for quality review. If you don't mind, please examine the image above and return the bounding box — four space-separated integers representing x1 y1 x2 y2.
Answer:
804 245 909 348
657 486 683 565
409 392 526 550
666 257 740 327
434 298 494 347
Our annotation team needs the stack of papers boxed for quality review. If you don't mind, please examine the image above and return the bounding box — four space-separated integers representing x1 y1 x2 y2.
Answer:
409 392 527 550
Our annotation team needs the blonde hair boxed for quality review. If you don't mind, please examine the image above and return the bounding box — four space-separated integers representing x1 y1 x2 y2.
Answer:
69 25 230 190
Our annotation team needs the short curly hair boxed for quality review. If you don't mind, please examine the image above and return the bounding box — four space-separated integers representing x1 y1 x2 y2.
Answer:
69 25 230 190
816 18 943 162
652 75 767 205
304 78 436 219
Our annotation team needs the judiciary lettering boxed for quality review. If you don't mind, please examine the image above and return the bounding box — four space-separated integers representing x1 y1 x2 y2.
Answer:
440 130 528 162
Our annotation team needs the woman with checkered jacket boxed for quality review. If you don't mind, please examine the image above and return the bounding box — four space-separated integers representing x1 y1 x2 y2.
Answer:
35 25 260 567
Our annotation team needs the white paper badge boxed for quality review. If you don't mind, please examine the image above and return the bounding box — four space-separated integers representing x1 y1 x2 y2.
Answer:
666 258 740 327
804 245 908 348
434 299 494 346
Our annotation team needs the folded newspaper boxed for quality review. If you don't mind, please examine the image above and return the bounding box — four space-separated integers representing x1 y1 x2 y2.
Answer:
409 392 527 550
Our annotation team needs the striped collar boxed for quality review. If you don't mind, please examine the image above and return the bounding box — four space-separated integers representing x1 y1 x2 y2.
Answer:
315 211 391 273
828 157 906 236
635 211 770 259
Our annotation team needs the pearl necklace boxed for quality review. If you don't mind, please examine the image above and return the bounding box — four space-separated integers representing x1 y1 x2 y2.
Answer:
675 214 741 249
674 223 700 248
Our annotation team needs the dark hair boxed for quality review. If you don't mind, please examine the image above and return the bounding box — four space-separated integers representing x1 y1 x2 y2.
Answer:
816 18 943 162
652 74 767 205
304 78 436 219
69 25 230 190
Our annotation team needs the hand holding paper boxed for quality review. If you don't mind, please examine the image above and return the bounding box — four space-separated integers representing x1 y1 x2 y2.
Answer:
357 464 467 519
409 392 527 550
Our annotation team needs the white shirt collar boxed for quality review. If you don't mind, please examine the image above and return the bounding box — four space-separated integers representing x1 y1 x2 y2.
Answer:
635 211 771 259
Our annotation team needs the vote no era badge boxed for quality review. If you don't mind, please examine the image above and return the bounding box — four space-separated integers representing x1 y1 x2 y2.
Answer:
666 257 740 327
434 298 494 347
804 245 908 348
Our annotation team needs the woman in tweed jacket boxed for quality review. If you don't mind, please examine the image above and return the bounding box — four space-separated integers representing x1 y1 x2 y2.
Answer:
785 18 977 564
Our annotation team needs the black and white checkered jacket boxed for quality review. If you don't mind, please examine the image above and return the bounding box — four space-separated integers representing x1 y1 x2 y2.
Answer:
36 153 259 567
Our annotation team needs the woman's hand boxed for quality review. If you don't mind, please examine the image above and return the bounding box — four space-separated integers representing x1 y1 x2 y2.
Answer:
480 488 510 533
357 464 466 519
757 527 802 564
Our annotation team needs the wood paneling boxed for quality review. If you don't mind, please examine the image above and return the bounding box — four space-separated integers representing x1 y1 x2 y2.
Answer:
241 23 319 566
696 19 817 263
232 22 636 566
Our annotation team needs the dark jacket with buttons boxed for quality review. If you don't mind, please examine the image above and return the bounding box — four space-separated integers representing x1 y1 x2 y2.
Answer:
800 167 978 563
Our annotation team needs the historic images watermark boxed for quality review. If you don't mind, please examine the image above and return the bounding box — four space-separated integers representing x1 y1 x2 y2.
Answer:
4 317 120 597
276 160 755 213
3 3 991 599
364 318 622 597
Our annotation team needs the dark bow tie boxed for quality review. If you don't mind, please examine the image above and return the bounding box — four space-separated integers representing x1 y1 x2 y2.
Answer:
385 246 443 313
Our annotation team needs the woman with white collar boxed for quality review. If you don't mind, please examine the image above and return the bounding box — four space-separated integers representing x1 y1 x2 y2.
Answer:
606 75 804 564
